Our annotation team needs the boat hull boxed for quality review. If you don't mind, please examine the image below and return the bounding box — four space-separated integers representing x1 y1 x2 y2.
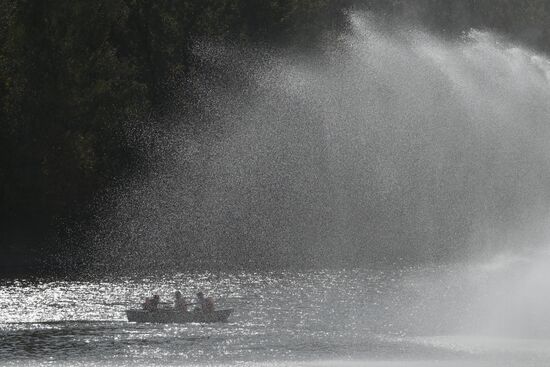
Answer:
126 309 233 323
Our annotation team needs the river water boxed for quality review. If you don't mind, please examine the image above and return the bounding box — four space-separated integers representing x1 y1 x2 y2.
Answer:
2 266 550 366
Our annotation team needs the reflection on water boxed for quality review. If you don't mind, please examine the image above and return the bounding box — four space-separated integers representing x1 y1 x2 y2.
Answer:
0 269 549 366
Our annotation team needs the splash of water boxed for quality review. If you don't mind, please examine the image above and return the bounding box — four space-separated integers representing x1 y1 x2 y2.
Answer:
93 13 550 271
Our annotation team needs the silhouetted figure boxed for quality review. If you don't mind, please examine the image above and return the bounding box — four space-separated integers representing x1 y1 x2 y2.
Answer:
194 291 214 313
143 294 160 311
174 291 188 312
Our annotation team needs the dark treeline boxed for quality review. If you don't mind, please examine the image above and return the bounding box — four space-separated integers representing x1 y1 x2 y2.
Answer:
0 0 350 274
1 0 549 275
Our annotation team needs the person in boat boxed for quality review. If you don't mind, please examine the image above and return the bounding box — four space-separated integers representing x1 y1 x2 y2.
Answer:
204 296 214 312
143 294 160 311
194 291 214 313
143 297 152 310
174 291 188 312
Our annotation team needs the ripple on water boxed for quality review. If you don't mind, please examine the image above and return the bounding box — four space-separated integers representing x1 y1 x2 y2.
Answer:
0 269 549 366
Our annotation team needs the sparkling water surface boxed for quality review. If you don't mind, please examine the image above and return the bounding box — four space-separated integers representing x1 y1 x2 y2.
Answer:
1 268 550 366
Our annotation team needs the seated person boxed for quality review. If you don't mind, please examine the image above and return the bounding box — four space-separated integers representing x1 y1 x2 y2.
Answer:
142 297 151 310
143 294 160 311
174 291 188 312
194 292 214 313
204 297 215 313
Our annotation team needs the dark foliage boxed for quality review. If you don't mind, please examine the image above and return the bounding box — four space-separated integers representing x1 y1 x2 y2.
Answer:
0 0 350 274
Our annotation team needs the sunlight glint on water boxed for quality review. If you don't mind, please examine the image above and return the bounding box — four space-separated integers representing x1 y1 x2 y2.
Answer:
2 267 550 366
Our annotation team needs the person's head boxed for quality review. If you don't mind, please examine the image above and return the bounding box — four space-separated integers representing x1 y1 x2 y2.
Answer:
175 291 182 299
197 292 204 299
153 294 160 300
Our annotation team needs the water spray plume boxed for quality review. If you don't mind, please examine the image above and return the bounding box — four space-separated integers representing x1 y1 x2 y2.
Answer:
93 13 550 272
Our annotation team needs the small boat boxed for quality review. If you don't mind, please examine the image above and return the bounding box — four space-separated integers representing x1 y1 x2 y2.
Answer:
126 308 233 323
